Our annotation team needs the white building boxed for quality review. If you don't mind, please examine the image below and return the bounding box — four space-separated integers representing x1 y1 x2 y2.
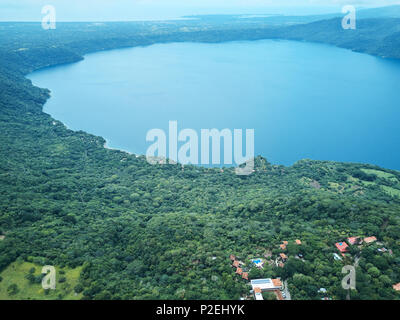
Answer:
254 289 264 300
251 278 282 292
333 253 342 261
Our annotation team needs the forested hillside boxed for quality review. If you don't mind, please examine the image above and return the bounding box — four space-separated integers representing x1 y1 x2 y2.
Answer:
277 17 400 59
1 12 400 300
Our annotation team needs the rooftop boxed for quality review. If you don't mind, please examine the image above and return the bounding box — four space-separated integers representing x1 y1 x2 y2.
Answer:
272 278 282 288
347 237 359 245
251 278 282 291
255 292 264 300
274 290 284 300
335 242 348 253
364 236 377 244
333 253 342 261
280 253 288 260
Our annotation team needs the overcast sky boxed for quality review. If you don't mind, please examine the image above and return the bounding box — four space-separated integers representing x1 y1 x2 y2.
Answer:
1 0 399 21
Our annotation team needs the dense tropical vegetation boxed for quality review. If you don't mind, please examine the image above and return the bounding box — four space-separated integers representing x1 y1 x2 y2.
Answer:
1 7 400 300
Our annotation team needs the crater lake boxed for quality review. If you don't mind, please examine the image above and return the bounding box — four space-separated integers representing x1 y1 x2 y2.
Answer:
28 39 400 169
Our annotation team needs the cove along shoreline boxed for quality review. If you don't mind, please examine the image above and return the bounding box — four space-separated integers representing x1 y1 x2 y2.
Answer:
25 34 400 173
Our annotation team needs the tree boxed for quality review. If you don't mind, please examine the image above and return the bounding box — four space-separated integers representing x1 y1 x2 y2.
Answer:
7 284 19 296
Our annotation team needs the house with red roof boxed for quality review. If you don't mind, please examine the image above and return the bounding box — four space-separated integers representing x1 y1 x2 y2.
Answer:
272 279 282 288
335 242 348 253
347 237 359 245
364 236 377 244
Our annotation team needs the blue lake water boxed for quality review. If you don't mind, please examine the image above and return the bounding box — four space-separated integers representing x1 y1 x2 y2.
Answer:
28 40 400 169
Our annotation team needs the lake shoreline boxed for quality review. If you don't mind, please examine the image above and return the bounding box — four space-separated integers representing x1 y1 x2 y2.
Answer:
28 39 400 171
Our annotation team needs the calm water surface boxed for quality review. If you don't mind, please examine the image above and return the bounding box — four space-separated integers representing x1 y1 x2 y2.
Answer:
28 40 400 169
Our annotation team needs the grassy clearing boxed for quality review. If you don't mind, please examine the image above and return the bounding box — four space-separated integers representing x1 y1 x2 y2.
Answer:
361 180 375 187
361 169 398 182
381 186 400 198
0 260 82 300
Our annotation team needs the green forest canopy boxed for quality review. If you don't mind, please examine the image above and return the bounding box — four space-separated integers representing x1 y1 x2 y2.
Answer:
0 14 400 300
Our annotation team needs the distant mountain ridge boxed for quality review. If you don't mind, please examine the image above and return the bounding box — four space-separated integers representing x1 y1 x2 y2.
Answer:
0 5 399 70
184 5 400 25
275 17 400 59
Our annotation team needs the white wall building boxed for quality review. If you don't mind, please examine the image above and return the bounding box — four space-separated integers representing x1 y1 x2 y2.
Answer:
251 278 282 291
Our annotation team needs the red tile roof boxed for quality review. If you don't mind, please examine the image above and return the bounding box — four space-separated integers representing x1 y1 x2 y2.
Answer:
236 268 243 275
364 236 377 244
242 272 248 280
274 290 284 300
347 237 359 245
335 242 348 253
393 283 400 291
272 278 282 287
232 260 240 267
295 239 301 245
279 244 286 250
254 287 262 293
280 253 288 260
229 254 236 261
283 241 288 245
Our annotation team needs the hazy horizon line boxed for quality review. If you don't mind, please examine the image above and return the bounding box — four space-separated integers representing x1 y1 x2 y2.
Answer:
1 4 398 23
